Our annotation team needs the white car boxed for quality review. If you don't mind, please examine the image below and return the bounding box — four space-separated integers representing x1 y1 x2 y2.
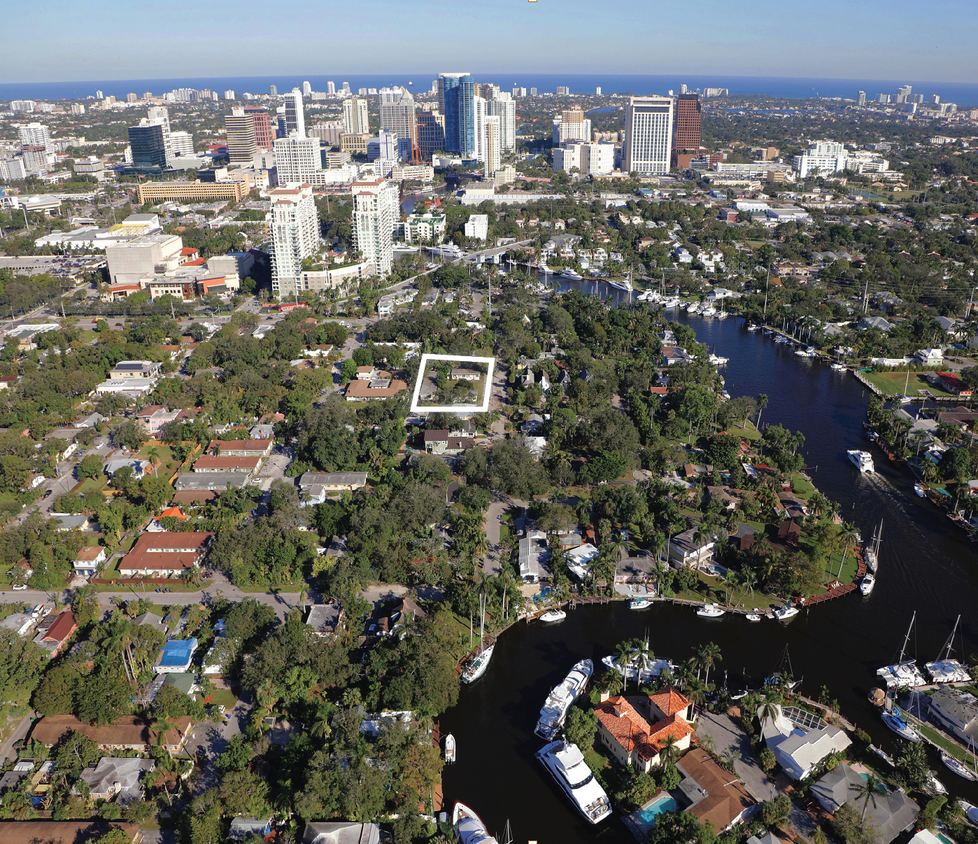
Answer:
12 584 28 591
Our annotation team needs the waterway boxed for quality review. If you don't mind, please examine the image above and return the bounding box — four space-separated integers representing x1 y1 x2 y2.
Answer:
441 279 978 844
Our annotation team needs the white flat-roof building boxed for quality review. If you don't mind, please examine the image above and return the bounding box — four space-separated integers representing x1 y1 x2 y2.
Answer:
352 179 399 276
624 97 673 175
269 183 320 297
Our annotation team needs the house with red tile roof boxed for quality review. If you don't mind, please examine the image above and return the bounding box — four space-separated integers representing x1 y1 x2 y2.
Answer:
595 688 694 773
33 611 77 658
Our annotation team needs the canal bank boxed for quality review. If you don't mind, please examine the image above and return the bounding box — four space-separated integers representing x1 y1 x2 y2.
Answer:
440 289 978 844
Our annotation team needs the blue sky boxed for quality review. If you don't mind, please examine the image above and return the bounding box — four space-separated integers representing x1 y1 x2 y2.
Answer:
3 0 975 83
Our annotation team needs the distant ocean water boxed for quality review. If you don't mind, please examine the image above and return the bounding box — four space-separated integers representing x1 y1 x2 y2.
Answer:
2 73 977 107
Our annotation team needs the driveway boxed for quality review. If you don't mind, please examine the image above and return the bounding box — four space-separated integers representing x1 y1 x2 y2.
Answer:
696 710 778 804
191 689 252 794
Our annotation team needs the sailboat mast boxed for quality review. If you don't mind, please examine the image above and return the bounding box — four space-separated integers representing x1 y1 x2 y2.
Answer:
898 611 916 664
941 614 961 662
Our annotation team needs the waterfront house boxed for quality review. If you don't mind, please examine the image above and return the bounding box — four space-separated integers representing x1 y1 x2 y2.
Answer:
932 371 972 396
564 543 600 581
669 528 716 570
760 704 852 780
927 687 978 744
811 763 917 843
595 689 694 773
676 748 757 831
518 530 551 583
301 821 381 844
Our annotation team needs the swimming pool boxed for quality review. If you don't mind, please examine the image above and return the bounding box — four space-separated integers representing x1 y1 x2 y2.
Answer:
638 794 678 825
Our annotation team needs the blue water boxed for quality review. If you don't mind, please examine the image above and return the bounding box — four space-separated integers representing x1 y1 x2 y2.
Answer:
2 73 977 106
638 794 678 825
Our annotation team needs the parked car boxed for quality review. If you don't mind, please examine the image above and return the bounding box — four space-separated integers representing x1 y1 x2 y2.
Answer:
12 584 28 591
43 489 53 498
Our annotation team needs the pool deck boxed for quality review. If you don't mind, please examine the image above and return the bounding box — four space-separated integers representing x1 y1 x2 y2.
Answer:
622 793 677 843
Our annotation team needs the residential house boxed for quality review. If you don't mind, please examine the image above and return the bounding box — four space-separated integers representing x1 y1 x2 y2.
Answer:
378 597 427 636
229 818 274 841
914 348 943 366
104 458 151 479
174 472 251 491
50 513 91 532
345 372 408 401
595 689 694 774
706 486 741 511
30 714 193 754
518 530 551 583
110 360 162 380
927 687 978 744
32 610 76 659
932 371 972 396
75 757 155 804
423 430 475 455
300 472 368 495
810 762 865 813
73 546 106 577
564 543 600 581
661 345 696 366
306 603 345 637
676 748 757 831
251 424 275 439
811 763 917 843
301 821 382 844
211 439 274 457
859 316 894 333
192 454 263 475
669 528 716 570
155 639 199 674
760 704 852 780
118 532 213 576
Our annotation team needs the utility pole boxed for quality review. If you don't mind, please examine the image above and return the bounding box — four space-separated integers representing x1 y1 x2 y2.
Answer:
763 269 770 316
862 279 870 313
967 286 977 318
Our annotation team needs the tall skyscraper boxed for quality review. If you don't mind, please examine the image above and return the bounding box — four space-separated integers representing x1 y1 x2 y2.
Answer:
226 108 258 163
269 84 278 97
302 81 312 97
483 115 501 178
273 135 321 183
624 96 674 175
595 86 602 95
18 123 51 149
489 92 516 152
128 122 167 168
896 84 912 104
857 90 867 107
146 106 171 134
673 93 702 163
380 91 417 159
244 107 274 151
416 108 446 160
553 109 592 145
270 183 320 297
472 96 487 161
327 81 336 96
285 89 305 137
342 97 370 135
341 82 351 94
438 72 473 155
352 180 399 276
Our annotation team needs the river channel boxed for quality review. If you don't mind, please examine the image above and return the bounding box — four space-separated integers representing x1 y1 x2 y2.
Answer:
440 280 978 843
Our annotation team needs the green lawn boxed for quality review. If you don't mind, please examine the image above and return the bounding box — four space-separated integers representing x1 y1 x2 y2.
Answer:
790 474 815 499
74 477 107 496
200 687 237 710
862 370 954 398
727 419 762 442
136 445 178 472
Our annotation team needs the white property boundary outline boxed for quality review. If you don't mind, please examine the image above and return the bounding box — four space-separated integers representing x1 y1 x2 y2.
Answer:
409 353 496 414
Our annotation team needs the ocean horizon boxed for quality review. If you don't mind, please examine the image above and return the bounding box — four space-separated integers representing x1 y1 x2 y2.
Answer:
2 72 977 107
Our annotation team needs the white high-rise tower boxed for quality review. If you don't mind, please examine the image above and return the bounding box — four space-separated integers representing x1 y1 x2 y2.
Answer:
624 96 674 175
352 179 399 276
285 88 305 138
269 183 320 297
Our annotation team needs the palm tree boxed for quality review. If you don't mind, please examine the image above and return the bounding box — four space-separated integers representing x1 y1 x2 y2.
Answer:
698 642 722 687
851 773 884 820
756 693 781 727
658 734 681 770
633 636 655 682
755 393 769 430
685 677 707 719
699 734 717 756
614 639 636 692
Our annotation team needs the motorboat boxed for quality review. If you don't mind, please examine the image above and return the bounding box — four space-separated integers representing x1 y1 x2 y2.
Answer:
601 653 675 684
746 324 760 332
536 740 612 824
560 269 584 281
860 574 876 596
847 450 875 473
700 305 717 318
629 598 654 610
539 263 554 275
461 643 495 684
914 483 927 498
941 751 978 782
696 603 725 618
444 733 457 764
962 800 978 827
708 353 729 366
540 609 567 623
535 659 593 740
794 346 816 358
773 604 800 621
453 801 499 844
926 771 948 795
745 613 763 622
663 296 681 309
763 328 773 335
830 362 847 371
881 708 922 742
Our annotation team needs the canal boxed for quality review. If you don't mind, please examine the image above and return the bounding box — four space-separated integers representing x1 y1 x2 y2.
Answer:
440 287 978 843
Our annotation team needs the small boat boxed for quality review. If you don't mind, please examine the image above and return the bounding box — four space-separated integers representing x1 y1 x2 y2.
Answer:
535 659 593 740
926 771 948 795
540 609 567 623
860 574 876 596
746 324 760 332
745 613 763 622
881 708 922 742
536 740 612 824
700 305 717 318
847 450 875 473
763 328 773 335
830 362 847 371
453 801 499 844
773 604 800 621
539 263 554 275
961 800 978 827
941 751 978 782
461 643 495 684
560 269 584 281
629 598 654 610
444 733 457 764
708 353 729 366
601 652 675 684
794 346 816 358
696 603 725 618
914 483 927 498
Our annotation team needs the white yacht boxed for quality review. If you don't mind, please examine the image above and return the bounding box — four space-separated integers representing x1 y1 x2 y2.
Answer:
453 801 499 844
962 800 978 827
773 604 800 621
700 305 718 317
539 609 566 623
860 573 876 596
663 296 681 309
794 346 816 358
539 263 554 275
881 708 922 742
536 740 612 824
444 733 457 764
461 643 495 684
535 659 593 740
847 450 875 473
696 603 725 618
560 269 584 281
708 353 729 366
830 362 847 371
601 649 674 684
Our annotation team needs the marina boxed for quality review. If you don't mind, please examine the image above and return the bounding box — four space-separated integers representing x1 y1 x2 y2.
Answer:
442 303 978 843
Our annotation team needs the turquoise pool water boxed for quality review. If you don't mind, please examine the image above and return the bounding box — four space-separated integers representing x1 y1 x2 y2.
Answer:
638 794 678 825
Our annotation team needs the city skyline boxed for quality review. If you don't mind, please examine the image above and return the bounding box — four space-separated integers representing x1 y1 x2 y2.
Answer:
2 0 975 84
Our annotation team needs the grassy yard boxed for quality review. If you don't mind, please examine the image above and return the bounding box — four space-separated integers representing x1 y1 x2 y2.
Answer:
790 474 815 499
136 445 179 472
201 687 238 710
74 477 107 496
727 419 762 442
862 370 953 398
